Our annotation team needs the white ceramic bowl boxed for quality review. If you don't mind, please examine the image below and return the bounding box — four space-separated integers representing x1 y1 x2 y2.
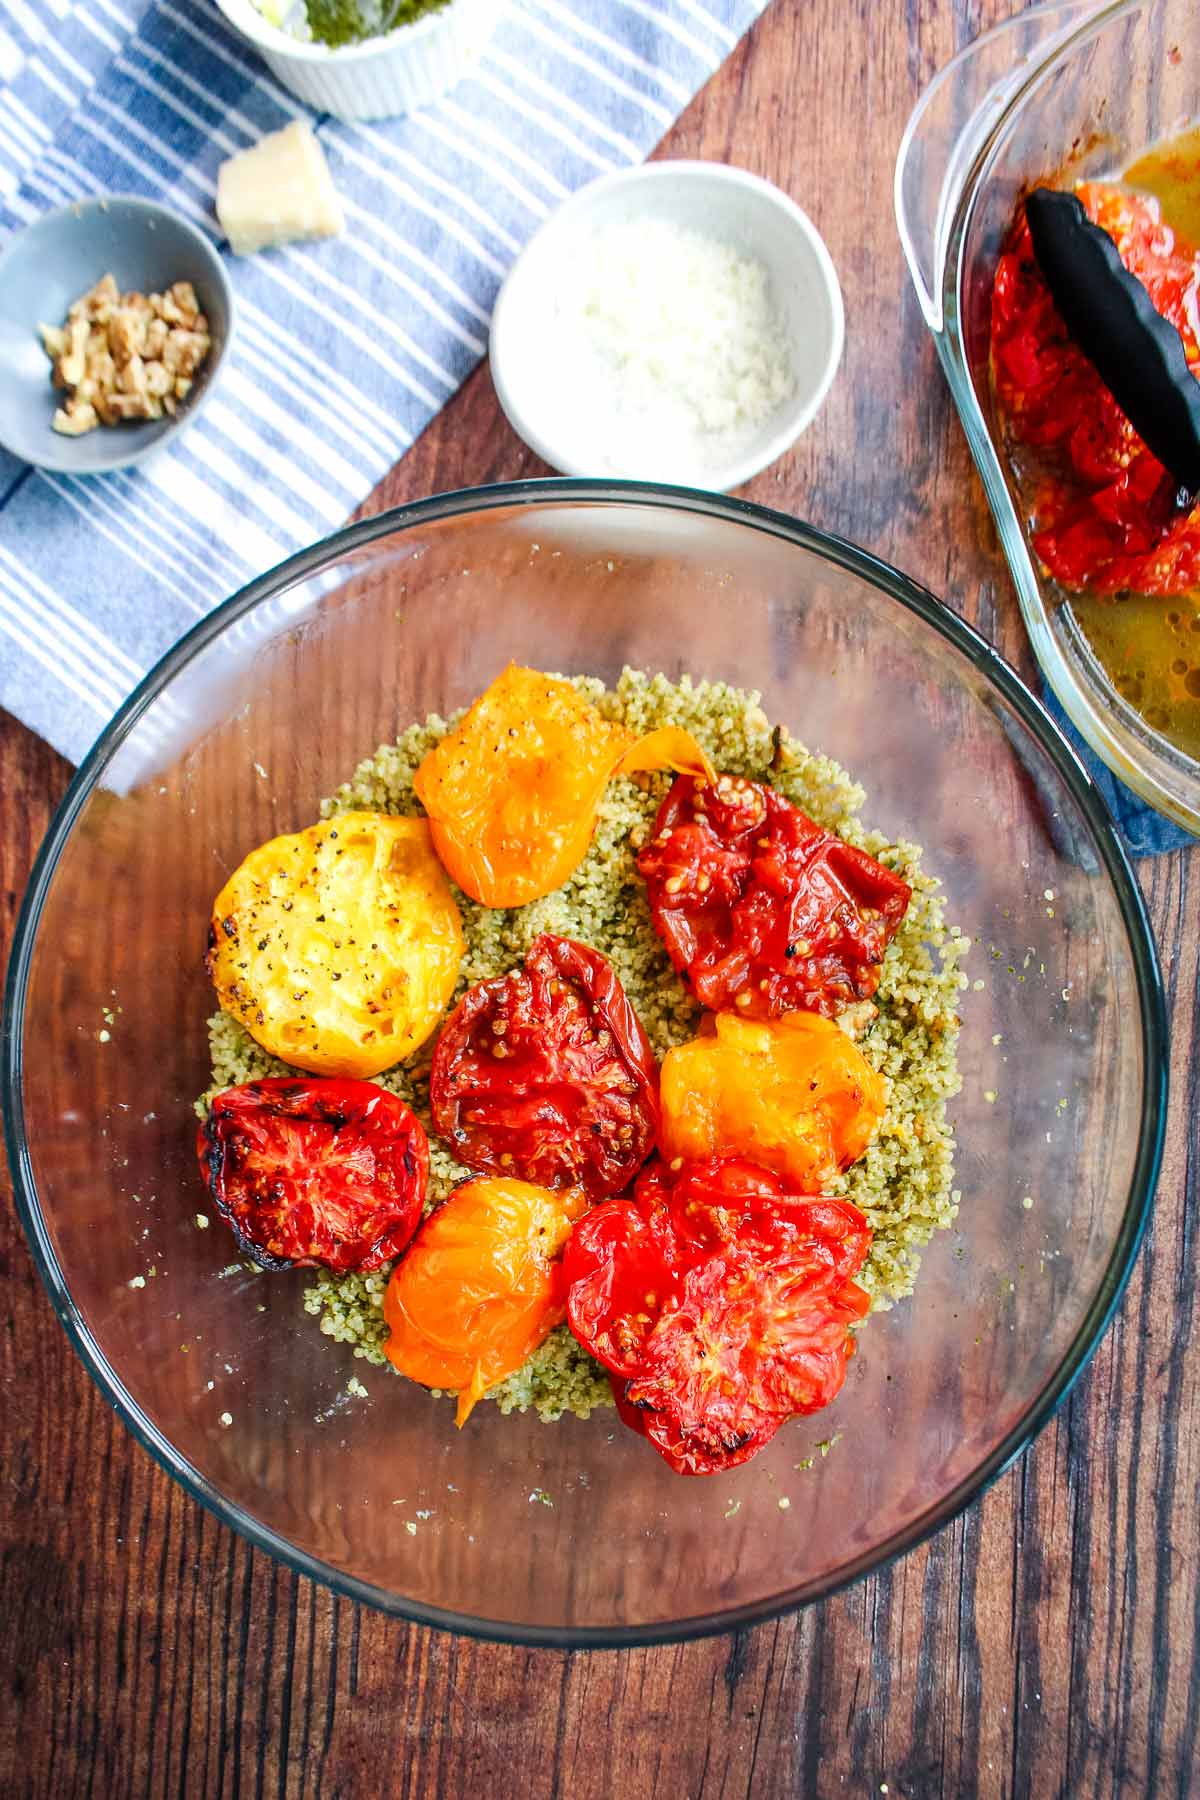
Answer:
213 0 502 122
488 161 845 491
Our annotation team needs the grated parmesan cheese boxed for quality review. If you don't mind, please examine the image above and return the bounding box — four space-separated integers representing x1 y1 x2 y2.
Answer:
538 217 797 482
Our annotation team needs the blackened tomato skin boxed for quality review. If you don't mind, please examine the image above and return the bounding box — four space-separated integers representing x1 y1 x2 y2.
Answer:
197 1077 428 1274
613 1380 782 1477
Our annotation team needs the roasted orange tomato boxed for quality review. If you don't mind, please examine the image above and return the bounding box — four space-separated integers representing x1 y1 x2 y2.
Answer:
383 1176 586 1425
413 664 714 907
660 1010 886 1190
208 811 463 1078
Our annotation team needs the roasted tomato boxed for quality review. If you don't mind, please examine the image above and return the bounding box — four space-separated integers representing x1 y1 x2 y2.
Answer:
637 773 911 1019
991 182 1200 594
208 811 463 1079
430 933 660 1198
383 1176 586 1425
660 1009 887 1189
412 664 714 907
197 1077 428 1273
564 1157 872 1475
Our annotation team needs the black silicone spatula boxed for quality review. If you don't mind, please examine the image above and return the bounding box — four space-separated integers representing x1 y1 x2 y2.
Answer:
1025 185 1200 501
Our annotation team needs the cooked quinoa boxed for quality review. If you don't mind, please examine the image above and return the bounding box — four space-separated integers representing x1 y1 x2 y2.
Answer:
202 669 968 1422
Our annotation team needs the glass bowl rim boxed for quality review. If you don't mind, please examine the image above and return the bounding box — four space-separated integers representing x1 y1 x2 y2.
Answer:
1 477 1168 1649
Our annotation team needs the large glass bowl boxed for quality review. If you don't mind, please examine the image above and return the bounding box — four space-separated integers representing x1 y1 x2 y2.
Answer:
2 482 1166 1647
896 0 1200 832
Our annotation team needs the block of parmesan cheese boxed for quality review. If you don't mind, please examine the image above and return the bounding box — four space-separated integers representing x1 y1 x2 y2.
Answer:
216 120 345 257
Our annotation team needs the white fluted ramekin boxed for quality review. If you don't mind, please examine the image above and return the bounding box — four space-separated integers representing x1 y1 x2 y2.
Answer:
213 0 502 122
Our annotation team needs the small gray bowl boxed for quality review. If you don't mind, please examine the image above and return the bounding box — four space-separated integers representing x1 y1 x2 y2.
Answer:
0 194 233 475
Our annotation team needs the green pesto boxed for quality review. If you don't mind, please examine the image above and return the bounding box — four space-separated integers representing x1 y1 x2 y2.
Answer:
304 0 450 49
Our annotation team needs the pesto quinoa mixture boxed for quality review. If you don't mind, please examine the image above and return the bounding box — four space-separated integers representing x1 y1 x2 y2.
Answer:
203 669 968 1421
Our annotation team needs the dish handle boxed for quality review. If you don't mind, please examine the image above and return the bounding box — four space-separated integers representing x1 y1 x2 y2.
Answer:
894 0 1120 334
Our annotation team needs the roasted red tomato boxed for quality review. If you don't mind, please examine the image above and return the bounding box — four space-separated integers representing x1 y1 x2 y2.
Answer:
637 773 911 1019
564 1157 872 1475
197 1077 428 1273
991 182 1200 594
430 933 660 1198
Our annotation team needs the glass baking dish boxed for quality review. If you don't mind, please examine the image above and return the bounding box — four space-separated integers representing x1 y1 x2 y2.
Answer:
896 0 1200 833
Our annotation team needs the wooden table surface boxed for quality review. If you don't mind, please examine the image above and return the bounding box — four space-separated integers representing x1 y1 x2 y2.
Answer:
3 2 1198 1794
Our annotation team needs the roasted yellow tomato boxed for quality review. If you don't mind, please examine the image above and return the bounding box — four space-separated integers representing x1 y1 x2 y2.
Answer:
383 1176 586 1425
208 811 463 1079
413 664 714 908
659 1010 887 1190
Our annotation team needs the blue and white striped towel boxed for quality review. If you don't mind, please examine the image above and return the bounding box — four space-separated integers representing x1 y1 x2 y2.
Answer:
0 0 768 763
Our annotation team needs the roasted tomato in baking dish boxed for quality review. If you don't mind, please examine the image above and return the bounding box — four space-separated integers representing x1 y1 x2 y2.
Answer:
659 1009 886 1190
413 663 713 908
564 1157 871 1475
197 1077 428 1273
637 773 911 1018
991 183 1200 594
207 811 463 1079
383 1176 586 1425
430 933 660 1199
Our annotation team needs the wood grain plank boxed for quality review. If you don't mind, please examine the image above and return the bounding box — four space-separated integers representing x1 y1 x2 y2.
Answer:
2 0 1198 1795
